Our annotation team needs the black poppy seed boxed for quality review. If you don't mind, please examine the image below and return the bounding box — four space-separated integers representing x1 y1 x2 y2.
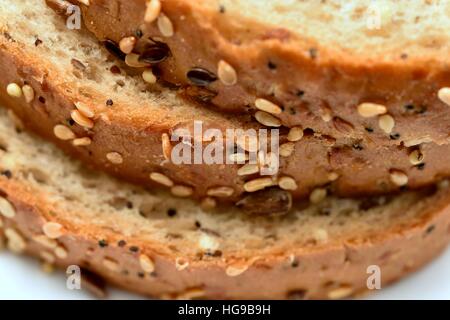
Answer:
289 107 297 115
117 240 127 247
219 5 226 13
137 272 145 278
134 29 143 38
1 170 12 179
390 133 401 140
296 90 305 97
365 127 374 133
416 163 426 170
291 259 299 268
38 96 46 104
309 48 318 59
68 119 75 126
129 246 139 253
400 53 408 60
98 239 108 248
268 61 277 70
106 99 114 106
195 220 202 228
167 208 177 217
425 225 435 235
34 38 43 46
187 67 218 86
126 201 133 209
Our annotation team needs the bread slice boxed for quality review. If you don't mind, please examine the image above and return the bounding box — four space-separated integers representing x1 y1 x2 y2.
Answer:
67 0 450 147
0 107 450 299
2 0 450 208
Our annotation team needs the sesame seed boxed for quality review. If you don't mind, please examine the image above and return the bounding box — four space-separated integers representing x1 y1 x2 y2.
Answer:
0 197 16 218
72 137 92 146
409 149 424 165
106 152 123 164
54 246 68 259
287 126 303 142
144 0 161 23
280 142 295 157
175 257 189 271
161 133 172 160
200 197 217 210
438 87 450 106
6 83 22 98
33 235 57 249
198 233 220 252
78 0 90 5
22 85 35 103
237 163 259 176
357 103 387 118
225 265 248 277
243 177 274 192
312 228 328 243
139 254 155 273
278 176 298 191
5 228 26 253
150 172 174 187
103 258 119 272
404 137 432 147
378 114 395 134
207 186 234 197
71 110 94 129
309 188 327 204
328 172 340 181
53 125 76 140
255 98 282 115
157 14 174 37
119 36 136 54
42 222 63 239
125 53 151 68
217 60 237 86
171 185 194 197
254 111 281 127
229 153 248 163
328 286 353 299
390 169 408 186
142 69 157 84
74 102 95 118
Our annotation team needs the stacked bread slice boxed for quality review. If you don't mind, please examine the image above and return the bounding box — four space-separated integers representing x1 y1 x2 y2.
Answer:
0 0 449 299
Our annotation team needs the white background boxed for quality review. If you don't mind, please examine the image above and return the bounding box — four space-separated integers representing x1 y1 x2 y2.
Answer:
0 247 449 299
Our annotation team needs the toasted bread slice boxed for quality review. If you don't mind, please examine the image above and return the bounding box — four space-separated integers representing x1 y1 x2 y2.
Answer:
0 107 449 299
2 0 450 208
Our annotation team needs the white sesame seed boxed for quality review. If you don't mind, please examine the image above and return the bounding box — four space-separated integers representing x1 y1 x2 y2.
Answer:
150 172 174 187
389 169 408 186
328 172 340 181
254 111 281 127
54 246 68 259
71 110 94 129
287 126 304 142
72 137 92 146
5 228 26 253
404 137 433 147
378 114 395 134
175 257 189 271
243 177 274 192
42 222 63 239
409 149 424 165
237 163 259 176
33 235 57 249
171 185 193 197
103 257 119 272
327 286 353 299
0 197 15 218
357 103 387 118
144 0 161 23
78 0 90 5
142 69 157 84
200 197 217 210
217 60 237 86
278 176 298 191
229 153 248 163
438 87 450 106
119 36 136 54
74 102 95 118
313 228 328 243
161 133 172 160
225 265 248 277
22 85 35 103
157 14 174 37
309 188 327 204
280 142 295 157
198 233 219 252
106 152 123 164
6 83 22 98
255 98 282 115
207 186 234 197
139 254 155 273
125 53 151 68
53 125 76 140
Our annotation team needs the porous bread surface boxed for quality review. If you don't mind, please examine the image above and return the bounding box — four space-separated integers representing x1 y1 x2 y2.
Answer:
0 106 450 299
3 0 450 205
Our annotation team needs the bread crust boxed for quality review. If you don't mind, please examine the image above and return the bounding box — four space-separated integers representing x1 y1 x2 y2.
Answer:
2 27 450 206
71 0 450 148
1 176 450 299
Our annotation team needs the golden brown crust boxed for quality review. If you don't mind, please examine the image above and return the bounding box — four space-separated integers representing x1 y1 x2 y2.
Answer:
2 29 450 206
72 0 450 149
1 176 450 299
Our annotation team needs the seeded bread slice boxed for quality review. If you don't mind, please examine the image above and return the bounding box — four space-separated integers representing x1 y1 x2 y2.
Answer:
2 0 450 208
0 107 449 299
66 0 450 148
